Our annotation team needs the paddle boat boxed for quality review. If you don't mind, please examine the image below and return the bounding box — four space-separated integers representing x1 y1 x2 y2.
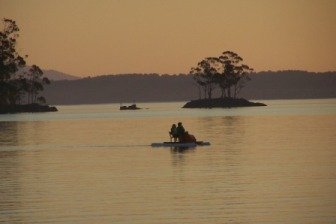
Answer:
152 123 210 148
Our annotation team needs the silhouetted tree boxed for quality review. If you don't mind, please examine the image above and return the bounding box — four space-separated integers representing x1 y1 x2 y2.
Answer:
0 18 50 106
190 51 253 99
190 57 219 99
6 75 27 104
218 51 253 98
232 64 252 98
26 65 50 104
0 18 26 105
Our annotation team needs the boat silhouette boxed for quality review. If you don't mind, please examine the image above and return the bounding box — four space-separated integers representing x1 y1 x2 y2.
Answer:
120 104 141 110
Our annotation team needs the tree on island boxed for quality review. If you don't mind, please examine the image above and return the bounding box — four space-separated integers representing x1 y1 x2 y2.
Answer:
190 51 253 99
0 18 54 112
190 57 219 99
185 51 265 108
218 51 253 98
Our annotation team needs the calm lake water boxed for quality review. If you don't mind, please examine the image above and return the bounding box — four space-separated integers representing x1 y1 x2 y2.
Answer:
1 99 336 223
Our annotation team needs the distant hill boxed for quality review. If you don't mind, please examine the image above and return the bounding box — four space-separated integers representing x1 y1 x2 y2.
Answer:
43 71 336 105
17 67 79 80
43 69 79 80
44 74 194 104
241 70 336 99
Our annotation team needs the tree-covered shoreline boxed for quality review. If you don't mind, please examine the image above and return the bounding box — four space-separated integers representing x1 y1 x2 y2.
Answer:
0 18 56 113
0 103 57 114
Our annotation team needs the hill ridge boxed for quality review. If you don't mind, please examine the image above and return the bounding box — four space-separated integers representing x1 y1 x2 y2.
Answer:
43 70 336 105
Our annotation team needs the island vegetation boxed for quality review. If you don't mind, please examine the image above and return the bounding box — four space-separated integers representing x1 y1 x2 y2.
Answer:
0 18 56 113
184 51 266 108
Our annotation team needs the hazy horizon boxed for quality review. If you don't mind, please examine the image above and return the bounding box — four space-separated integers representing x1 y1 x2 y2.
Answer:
46 68 336 79
1 0 336 77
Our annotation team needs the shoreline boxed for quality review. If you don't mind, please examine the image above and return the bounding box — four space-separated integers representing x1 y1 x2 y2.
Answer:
0 104 58 114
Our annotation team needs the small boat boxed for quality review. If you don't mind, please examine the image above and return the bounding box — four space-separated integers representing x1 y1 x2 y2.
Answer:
151 141 210 148
120 104 141 110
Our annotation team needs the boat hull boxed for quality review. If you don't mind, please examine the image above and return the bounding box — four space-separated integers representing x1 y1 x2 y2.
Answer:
151 141 210 148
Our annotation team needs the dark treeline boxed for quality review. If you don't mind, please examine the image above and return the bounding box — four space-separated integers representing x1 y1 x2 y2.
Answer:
243 70 336 99
44 74 194 104
43 70 336 105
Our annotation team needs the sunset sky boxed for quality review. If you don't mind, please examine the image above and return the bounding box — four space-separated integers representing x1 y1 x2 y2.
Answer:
1 0 335 77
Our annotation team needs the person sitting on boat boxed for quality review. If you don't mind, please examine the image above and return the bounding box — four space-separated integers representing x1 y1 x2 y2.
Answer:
176 122 197 143
169 124 178 142
176 122 186 142
180 131 197 143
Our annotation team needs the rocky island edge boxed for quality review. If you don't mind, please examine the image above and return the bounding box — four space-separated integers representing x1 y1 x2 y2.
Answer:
0 104 58 114
183 98 266 108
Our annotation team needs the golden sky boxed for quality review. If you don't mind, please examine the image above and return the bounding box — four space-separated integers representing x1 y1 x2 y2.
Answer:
1 0 335 76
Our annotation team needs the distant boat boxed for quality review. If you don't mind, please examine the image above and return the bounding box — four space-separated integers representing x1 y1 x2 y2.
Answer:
151 141 210 148
120 104 141 110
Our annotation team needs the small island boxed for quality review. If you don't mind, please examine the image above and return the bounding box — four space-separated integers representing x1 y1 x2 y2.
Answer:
183 97 266 108
0 103 58 114
185 51 266 108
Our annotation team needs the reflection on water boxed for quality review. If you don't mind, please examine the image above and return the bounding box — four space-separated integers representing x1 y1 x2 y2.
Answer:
0 122 19 146
0 100 336 223
0 121 50 148
170 147 196 166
